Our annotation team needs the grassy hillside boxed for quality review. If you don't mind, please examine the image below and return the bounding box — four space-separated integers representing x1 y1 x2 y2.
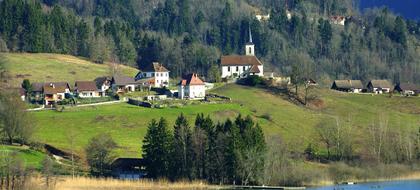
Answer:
1 53 139 87
31 84 420 158
0 145 45 169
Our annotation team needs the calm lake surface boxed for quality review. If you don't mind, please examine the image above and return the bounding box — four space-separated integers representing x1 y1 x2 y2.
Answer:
308 180 420 190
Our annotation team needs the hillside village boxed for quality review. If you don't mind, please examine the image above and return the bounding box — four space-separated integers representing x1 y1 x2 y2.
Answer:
13 28 420 109
3 1 420 188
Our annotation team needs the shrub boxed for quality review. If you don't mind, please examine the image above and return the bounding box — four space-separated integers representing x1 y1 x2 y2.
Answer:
260 113 272 121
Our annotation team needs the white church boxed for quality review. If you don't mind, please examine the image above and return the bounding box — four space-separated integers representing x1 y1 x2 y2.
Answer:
221 29 264 79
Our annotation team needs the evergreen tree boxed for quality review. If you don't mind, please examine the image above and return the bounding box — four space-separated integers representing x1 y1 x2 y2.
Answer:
142 118 173 178
172 114 194 179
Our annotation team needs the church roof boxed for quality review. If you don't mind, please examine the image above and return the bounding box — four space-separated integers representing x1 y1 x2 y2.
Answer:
249 65 260 73
221 55 262 66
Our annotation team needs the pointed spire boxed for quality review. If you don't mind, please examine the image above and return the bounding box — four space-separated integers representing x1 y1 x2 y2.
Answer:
248 25 253 43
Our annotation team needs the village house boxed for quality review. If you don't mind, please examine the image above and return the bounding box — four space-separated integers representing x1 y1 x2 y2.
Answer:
330 16 346 26
74 81 101 98
178 73 206 100
135 62 170 88
111 75 138 93
367 80 392 94
31 82 44 99
95 76 112 96
221 29 263 79
43 82 70 105
255 14 270 22
331 80 363 93
394 83 420 96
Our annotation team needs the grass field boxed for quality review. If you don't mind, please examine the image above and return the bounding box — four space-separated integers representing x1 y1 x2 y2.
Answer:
1 53 139 87
0 145 45 169
31 84 420 159
33 103 253 157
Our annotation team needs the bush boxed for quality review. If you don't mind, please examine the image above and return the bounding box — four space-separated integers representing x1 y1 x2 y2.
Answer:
260 113 272 121
239 75 266 86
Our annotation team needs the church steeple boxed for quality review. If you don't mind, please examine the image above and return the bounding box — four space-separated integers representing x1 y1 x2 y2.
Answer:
245 25 255 56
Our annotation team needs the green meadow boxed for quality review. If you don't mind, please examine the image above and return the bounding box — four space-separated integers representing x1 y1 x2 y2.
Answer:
32 84 420 158
1 53 138 87
0 145 45 169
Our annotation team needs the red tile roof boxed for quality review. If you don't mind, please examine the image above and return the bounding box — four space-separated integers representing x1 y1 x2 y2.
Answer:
179 73 205 86
221 55 262 66
249 65 260 73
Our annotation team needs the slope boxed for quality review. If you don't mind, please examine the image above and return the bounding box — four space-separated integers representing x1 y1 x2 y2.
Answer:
1 53 139 87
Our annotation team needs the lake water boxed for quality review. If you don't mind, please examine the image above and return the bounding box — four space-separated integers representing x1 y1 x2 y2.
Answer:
308 180 420 190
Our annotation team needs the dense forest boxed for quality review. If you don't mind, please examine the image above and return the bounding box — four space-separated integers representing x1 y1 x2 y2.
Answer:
1 0 420 84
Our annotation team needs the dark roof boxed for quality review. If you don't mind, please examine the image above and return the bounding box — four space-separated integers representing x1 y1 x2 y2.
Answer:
111 158 145 171
368 80 392 89
112 75 137 86
94 76 112 88
396 83 420 91
31 82 44 92
75 81 98 91
332 80 363 89
179 73 205 86
143 62 169 72
221 55 263 66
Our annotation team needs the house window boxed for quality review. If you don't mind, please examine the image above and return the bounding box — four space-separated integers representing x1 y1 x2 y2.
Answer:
243 66 246 71
152 73 155 77
249 47 252 54
236 66 239 71
228 67 230 72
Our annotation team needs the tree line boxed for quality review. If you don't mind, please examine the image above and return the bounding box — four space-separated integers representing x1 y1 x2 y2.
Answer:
2 0 420 83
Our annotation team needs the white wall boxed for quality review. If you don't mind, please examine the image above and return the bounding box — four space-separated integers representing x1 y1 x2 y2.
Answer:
221 65 252 78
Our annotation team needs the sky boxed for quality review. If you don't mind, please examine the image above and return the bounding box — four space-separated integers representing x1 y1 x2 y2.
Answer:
359 0 420 20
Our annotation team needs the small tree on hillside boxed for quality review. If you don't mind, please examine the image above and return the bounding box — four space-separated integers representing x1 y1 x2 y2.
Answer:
21 79 32 101
85 133 117 176
172 114 194 180
0 91 35 145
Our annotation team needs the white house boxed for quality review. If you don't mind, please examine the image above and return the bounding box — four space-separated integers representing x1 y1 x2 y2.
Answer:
330 16 346 26
95 76 112 97
221 28 263 79
75 81 101 98
178 73 206 100
135 62 169 88
367 80 392 94
255 14 270 22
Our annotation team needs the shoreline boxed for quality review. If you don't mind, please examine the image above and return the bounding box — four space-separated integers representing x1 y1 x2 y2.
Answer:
305 171 420 188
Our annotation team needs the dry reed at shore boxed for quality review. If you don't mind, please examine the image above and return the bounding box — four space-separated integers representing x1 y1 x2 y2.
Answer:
29 176 223 190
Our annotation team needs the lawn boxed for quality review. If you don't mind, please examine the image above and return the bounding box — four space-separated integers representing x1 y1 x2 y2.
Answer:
32 83 420 159
0 145 46 170
1 53 139 87
33 102 253 158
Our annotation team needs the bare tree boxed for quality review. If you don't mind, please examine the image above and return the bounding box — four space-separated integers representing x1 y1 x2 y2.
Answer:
368 114 389 163
0 91 35 145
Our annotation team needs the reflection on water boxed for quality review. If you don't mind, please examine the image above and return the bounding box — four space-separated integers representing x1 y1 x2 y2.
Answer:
307 180 420 190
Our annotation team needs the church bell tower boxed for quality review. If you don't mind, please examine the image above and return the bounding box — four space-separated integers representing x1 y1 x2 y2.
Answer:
245 26 255 56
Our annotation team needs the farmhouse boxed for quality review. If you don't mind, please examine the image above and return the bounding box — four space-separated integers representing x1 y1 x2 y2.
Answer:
74 81 100 98
112 75 138 93
394 83 420 96
367 80 392 94
43 82 70 105
331 80 363 93
95 76 112 97
178 73 206 100
330 16 346 26
221 29 263 79
135 62 169 88
255 14 270 22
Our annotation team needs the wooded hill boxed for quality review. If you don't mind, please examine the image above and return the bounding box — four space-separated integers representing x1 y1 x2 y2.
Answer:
1 0 420 84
